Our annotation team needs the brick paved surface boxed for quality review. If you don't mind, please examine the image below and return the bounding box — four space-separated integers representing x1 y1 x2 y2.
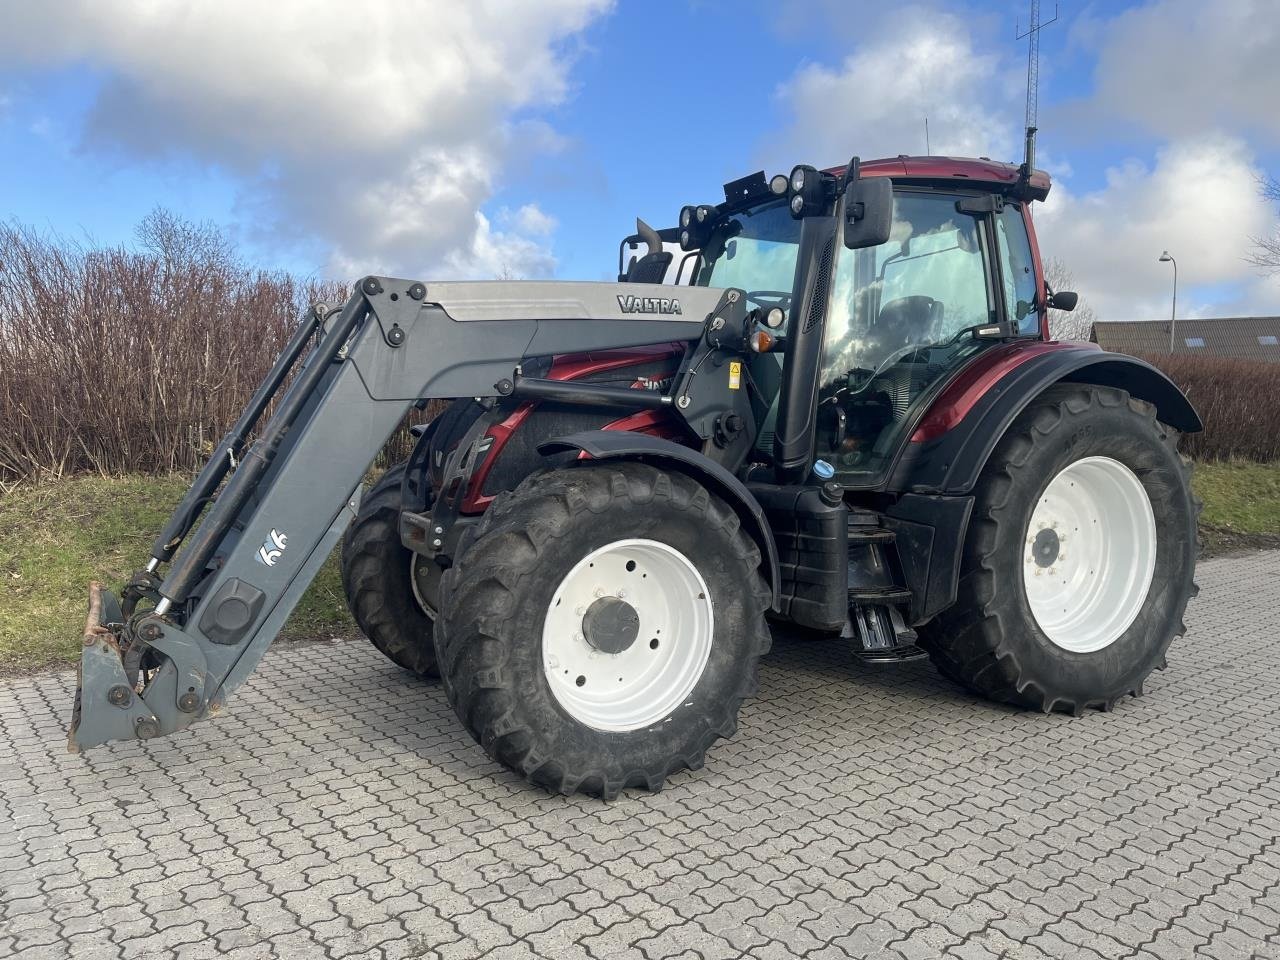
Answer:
2 552 1279 960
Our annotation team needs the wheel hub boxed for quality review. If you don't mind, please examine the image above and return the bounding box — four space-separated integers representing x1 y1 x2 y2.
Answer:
581 597 640 654
1031 527 1060 568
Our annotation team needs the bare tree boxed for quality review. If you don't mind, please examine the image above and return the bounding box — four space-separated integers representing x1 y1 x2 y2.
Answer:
1043 257 1097 340
1248 175 1280 275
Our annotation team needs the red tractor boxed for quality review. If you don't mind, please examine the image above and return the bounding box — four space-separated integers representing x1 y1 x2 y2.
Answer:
72 155 1200 799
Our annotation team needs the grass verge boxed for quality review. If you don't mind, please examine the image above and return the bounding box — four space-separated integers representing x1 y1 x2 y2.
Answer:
2 462 1278 670
0 474 351 673
1192 460 1280 556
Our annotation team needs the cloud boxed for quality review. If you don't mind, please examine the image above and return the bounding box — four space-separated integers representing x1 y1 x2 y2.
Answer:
0 0 611 278
1070 0 1280 145
772 7 1018 169
509 204 558 237
1034 136 1277 320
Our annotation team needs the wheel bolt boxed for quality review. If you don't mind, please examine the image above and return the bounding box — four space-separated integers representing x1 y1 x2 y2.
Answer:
617 590 626 599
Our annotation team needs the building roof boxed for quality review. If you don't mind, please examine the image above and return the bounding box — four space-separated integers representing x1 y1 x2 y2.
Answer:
1092 317 1280 363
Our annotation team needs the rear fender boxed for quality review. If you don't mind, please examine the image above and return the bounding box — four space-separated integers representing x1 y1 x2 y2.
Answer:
892 346 1202 496
538 431 781 609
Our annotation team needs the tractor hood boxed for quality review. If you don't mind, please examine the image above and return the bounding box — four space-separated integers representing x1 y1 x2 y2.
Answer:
420 280 725 324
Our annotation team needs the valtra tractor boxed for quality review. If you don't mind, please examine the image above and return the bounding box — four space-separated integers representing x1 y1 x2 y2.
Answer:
70 153 1201 798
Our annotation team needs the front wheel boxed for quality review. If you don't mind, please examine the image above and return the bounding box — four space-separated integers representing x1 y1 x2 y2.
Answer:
920 384 1199 714
435 463 772 798
341 464 440 677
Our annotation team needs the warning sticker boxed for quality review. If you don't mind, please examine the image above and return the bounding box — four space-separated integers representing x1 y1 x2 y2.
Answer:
728 361 742 390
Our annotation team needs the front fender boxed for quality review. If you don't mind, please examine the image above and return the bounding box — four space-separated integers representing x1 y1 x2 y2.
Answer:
893 345 1202 496
538 431 781 609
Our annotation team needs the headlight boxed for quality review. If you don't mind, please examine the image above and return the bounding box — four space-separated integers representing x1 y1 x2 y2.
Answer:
790 194 805 216
680 206 693 229
770 173 789 195
696 204 713 223
765 307 785 329
790 166 807 193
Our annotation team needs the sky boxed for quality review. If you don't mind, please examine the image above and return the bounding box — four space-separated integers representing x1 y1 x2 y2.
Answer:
1 0 1278 322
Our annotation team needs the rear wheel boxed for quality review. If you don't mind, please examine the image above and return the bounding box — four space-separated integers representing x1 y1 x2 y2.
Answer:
919 384 1198 714
341 463 439 677
435 462 772 798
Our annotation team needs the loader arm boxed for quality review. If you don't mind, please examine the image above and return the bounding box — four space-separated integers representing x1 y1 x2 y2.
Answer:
71 277 737 751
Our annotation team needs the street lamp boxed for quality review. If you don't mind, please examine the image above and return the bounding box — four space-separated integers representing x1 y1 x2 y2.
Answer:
1159 251 1177 353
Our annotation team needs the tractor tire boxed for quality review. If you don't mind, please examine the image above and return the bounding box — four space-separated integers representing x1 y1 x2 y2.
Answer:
919 384 1198 715
435 462 772 798
341 463 440 678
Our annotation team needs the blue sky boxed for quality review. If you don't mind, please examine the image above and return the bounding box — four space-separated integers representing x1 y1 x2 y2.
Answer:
2 0 1278 320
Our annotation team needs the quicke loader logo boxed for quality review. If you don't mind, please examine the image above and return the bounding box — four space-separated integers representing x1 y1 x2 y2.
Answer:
617 295 682 315
256 529 288 567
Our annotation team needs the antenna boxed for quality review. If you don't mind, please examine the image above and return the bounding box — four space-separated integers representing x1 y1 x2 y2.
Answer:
924 116 931 156
1015 1 1058 185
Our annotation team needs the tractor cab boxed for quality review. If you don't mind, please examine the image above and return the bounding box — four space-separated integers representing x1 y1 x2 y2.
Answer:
663 157 1050 488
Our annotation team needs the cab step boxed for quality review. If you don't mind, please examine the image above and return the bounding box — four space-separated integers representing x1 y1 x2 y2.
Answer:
848 585 912 605
845 511 921 663
847 527 896 545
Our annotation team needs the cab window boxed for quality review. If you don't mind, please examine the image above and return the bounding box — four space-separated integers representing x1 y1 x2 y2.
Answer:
995 204 1040 335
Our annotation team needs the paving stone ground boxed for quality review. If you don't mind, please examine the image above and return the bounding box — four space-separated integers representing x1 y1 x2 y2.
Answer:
2 552 1279 960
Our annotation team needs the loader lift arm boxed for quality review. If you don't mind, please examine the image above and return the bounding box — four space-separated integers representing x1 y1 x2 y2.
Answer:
70 277 743 751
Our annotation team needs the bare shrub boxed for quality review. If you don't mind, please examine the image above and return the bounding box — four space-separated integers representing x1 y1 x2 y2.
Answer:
1139 354 1280 463
0 211 427 484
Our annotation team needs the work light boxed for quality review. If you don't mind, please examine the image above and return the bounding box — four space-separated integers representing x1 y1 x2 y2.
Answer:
787 164 824 219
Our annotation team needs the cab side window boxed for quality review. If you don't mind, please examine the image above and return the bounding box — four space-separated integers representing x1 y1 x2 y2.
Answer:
996 205 1040 335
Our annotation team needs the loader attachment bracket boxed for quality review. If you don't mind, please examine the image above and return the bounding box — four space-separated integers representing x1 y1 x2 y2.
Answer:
69 584 160 752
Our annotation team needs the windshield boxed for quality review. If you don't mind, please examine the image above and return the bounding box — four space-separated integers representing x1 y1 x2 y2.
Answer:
694 199 802 298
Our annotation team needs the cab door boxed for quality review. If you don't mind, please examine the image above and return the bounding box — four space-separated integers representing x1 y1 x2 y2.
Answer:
812 188 1008 487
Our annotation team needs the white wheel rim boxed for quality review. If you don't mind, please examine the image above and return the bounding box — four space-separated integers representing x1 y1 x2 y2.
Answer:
542 539 713 731
1023 456 1157 653
409 555 439 618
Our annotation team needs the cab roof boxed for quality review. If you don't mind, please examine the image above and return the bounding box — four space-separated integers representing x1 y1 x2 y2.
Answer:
826 155 1052 200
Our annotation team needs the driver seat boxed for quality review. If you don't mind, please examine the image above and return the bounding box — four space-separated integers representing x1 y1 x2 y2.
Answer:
874 295 944 348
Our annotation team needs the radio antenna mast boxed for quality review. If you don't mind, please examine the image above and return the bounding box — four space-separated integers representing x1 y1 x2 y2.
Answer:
1015 1 1058 190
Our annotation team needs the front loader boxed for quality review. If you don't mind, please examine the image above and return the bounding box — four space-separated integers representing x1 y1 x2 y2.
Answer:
70 155 1202 799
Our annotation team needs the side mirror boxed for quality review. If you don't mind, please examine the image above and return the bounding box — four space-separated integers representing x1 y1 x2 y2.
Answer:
843 176 893 249
1048 290 1078 312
